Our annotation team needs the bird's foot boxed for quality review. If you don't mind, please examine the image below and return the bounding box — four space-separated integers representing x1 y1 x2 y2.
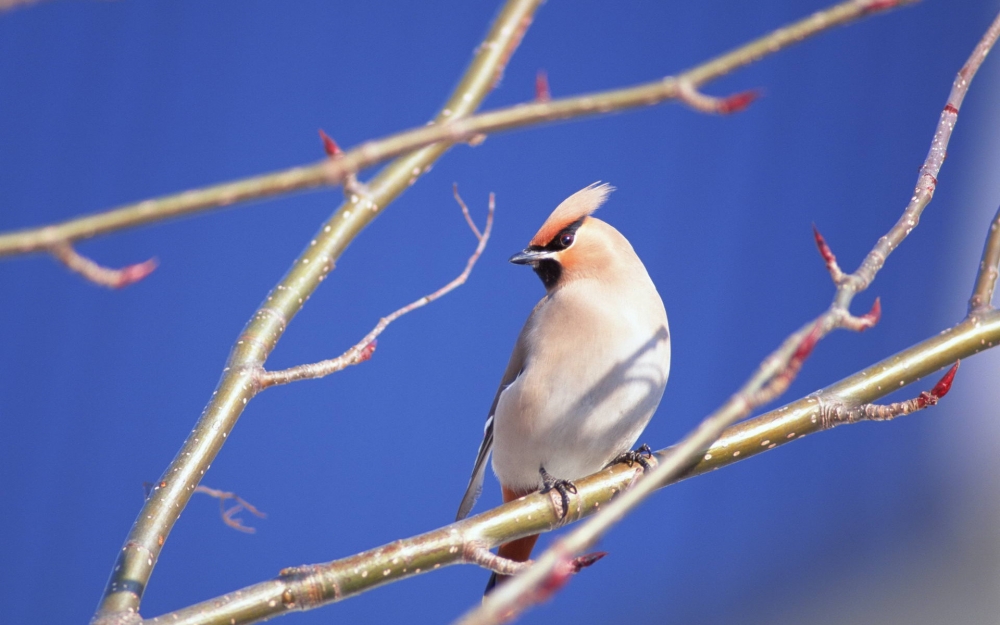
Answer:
539 466 577 519
608 444 655 472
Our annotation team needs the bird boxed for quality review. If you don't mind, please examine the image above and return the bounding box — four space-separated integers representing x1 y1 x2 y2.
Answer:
455 182 671 593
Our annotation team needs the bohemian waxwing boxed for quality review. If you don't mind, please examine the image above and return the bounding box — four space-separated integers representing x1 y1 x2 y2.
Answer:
455 182 671 592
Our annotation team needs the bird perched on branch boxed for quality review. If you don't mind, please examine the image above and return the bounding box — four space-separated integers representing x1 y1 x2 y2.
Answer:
456 182 671 592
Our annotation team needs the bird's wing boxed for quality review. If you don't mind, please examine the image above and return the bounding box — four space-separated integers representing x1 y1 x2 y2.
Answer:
455 314 533 521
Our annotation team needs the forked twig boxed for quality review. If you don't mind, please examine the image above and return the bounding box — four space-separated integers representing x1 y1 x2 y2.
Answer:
259 190 494 388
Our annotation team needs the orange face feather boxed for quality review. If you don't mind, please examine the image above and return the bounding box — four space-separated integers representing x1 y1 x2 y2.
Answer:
529 182 614 247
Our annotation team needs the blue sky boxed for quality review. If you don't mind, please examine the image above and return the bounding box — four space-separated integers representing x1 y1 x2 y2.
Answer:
2 1 1000 624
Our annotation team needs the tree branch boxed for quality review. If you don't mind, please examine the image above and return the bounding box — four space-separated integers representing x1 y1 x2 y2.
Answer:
144 310 1000 625
90 1 543 622
460 8 1000 623
969 204 1000 314
0 0 913 262
259 190 494 388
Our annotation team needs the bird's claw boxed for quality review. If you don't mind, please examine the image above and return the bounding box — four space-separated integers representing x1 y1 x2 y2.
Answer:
608 444 655 471
539 466 577 519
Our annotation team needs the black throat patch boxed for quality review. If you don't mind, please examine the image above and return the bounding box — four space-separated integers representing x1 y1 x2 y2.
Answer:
534 259 562 289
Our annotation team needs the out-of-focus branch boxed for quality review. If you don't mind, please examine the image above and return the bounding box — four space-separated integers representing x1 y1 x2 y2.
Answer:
145 313 997 625
91 2 544 622
259 191 494 388
0 0 46 12
969 205 1000 314
0 0 913 262
48 242 157 289
461 9 1000 623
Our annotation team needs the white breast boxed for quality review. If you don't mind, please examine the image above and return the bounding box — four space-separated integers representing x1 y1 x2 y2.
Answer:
491 278 670 493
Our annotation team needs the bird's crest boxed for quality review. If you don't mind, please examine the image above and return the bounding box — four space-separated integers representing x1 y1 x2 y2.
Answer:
530 182 614 246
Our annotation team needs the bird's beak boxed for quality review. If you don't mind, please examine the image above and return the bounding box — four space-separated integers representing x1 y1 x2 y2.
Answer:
509 248 556 265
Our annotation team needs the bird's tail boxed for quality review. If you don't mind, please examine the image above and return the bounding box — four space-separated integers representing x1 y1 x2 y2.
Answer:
484 533 539 594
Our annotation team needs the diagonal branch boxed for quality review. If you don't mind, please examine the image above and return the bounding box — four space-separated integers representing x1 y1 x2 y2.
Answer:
0 0 915 261
145 312 998 625
460 8 1000 624
91 1 544 622
259 190 494 388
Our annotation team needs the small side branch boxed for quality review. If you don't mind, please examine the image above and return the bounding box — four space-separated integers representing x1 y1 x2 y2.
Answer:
49 242 157 289
677 79 759 115
823 362 959 426
194 486 266 534
464 544 530 577
969 205 1000 314
258 190 494 389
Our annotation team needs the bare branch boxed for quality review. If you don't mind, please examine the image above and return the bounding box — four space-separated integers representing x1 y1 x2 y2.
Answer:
49 242 157 289
259 191 494 388
969 205 1000 314
0 0 914 260
845 7 1000 299
460 9 1000 623
193 486 266 535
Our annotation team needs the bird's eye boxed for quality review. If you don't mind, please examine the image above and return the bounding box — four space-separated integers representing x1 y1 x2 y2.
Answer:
559 233 575 247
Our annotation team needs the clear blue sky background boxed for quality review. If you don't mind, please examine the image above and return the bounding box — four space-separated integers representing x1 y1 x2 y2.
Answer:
2 1 1000 624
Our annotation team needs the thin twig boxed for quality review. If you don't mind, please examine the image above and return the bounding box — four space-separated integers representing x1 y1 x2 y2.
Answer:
969 205 1000 314
49 242 157 289
91 1 543 621
821 362 959 425
193 486 266 535
459 9 1000 624
0 0 914 260
259 191 494 388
